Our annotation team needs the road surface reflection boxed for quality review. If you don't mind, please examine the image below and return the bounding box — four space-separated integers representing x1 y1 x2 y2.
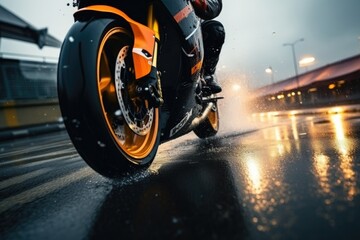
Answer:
1 109 360 240
228 110 360 239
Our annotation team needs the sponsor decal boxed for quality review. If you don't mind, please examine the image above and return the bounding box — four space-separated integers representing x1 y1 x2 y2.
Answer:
170 109 193 137
174 4 193 23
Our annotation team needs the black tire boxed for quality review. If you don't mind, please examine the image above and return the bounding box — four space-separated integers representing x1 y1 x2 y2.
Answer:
193 102 219 138
58 18 160 177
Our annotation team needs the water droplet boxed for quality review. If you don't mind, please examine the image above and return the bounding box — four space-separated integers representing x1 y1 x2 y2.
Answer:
69 36 75 42
172 217 179 224
97 141 106 148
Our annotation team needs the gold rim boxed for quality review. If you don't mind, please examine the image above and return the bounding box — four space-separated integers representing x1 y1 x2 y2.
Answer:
208 106 219 131
97 27 159 162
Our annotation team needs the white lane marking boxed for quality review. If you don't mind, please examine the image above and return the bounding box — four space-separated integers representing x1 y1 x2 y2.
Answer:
18 155 80 168
0 168 52 190
0 151 78 167
0 167 94 214
0 140 72 158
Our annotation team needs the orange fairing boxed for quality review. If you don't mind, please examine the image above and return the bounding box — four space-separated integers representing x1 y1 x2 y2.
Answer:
76 5 156 79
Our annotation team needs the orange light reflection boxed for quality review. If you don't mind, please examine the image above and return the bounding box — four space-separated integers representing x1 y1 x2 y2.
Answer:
311 113 358 206
331 114 357 201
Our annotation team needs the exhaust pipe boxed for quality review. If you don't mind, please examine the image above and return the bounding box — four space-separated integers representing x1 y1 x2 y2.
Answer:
190 102 214 129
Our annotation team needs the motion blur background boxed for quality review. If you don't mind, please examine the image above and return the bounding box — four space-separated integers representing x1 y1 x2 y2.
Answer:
1 0 360 88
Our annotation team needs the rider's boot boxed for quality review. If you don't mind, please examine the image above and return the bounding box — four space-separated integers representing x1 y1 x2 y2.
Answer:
203 52 222 93
204 74 222 93
202 20 225 94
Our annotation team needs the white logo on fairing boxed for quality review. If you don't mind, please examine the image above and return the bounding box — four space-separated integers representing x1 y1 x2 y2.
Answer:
170 109 193 137
133 48 152 59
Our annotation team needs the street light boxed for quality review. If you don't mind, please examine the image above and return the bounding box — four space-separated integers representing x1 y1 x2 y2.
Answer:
299 56 315 72
265 66 274 84
283 38 304 88
299 56 315 67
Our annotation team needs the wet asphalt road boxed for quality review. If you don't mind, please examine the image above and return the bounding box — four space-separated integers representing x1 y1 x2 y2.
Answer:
1 109 360 240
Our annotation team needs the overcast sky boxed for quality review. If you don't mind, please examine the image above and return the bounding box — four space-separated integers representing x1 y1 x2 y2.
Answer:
1 0 360 89
218 0 360 88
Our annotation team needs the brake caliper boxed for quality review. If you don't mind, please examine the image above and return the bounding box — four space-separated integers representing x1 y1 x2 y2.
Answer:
136 66 163 108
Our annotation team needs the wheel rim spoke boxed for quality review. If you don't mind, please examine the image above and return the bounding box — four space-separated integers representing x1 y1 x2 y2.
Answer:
209 108 219 130
99 52 112 92
97 27 158 162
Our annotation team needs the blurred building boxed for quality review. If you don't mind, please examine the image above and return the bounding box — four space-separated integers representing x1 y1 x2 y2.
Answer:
0 5 62 138
250 54 360 112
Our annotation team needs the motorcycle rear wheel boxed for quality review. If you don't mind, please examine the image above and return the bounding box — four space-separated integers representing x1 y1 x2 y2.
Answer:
193 102 219 138
58 18 160 177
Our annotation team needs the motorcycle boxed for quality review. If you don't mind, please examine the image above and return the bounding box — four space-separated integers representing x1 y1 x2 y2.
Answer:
58 0 222 177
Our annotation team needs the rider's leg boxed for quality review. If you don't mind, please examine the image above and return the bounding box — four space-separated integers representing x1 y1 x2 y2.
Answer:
201 20 225 93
